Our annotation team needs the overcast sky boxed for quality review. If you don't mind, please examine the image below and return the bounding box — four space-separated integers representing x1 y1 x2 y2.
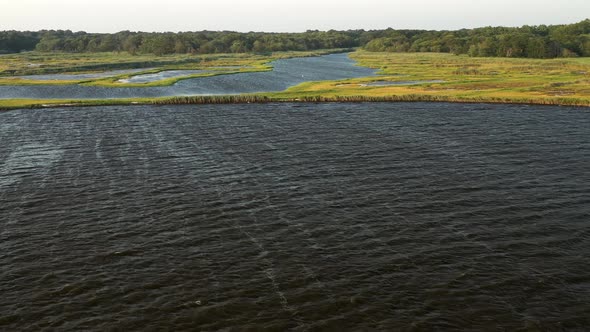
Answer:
1 0 589 33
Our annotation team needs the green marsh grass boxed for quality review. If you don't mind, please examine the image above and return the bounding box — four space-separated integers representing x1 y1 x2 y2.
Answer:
1 50 589 110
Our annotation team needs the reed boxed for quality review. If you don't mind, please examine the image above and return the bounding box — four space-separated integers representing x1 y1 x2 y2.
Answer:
3 94 587 112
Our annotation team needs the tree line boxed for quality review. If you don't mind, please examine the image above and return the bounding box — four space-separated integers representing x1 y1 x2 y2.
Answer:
2 30 358 56
363 20 590 58
1 19 589 58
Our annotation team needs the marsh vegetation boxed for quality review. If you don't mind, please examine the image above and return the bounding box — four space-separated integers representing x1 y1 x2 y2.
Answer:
269 51 590 107
1 50 590 110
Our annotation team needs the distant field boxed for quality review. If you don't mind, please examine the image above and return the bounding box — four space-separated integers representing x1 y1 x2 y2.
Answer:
1 50 590 109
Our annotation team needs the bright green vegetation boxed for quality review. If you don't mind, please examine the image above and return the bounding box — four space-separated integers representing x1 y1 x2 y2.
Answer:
1 50 590 111
1 19 589 58
0 49 347 87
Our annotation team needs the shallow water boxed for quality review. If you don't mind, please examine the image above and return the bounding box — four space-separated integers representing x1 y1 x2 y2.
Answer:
0 53 376 99
14 68 154 81
117 69 215 83
1 102 589 330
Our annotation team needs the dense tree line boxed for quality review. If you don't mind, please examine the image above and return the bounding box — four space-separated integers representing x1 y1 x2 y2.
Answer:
362 19 590 58
0 31 42 54
30 30 358 55
1 19 589 58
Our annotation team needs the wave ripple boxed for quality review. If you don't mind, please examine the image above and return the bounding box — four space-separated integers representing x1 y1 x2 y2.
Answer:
1 102 589 330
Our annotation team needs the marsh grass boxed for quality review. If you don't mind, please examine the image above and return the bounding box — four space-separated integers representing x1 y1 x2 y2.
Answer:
270 51 590 106
2 94 588 112
2 50 590 110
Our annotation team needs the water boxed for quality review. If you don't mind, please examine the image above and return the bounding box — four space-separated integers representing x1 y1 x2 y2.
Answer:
14 68 154 81
0 53 376 99
1 102 589 330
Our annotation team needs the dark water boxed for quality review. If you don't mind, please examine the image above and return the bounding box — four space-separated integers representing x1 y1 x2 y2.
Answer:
0 53 376 99
1 103 589 331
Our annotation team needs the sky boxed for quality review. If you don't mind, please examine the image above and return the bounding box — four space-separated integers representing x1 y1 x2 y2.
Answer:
1 0 589 33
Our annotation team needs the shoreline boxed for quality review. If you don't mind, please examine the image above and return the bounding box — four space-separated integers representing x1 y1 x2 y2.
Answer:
1 94 588 111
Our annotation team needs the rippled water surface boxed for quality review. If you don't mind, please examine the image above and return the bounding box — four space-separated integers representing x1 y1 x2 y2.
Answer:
0 53 376 99
1 102 589 331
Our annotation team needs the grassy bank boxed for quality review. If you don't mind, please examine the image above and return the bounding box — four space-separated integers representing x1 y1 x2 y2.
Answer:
2 93 588 112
